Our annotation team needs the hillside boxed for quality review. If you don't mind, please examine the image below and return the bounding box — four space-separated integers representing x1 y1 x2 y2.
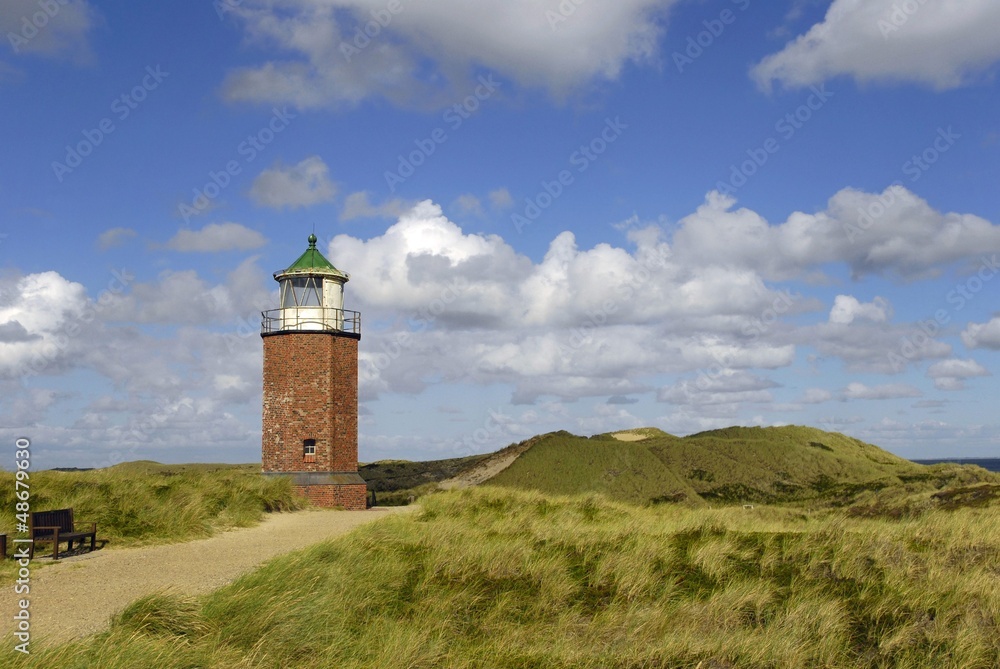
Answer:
485 425 999 507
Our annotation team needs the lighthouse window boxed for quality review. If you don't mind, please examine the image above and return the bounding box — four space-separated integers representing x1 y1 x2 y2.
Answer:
303 439 316 457
281 277 323 308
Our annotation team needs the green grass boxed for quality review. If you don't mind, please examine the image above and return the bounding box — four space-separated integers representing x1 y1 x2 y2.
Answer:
0 461 303 578
487 426 999 508
6 486 999 668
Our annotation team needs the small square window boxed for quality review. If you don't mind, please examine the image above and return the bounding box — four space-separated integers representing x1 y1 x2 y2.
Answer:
303 439 316 459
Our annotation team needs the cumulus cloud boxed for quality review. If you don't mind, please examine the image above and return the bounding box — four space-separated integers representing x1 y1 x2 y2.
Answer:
675 187 1000 280
331 200 801 402
752 0 1000 91
793 318 951 374
103 257 271 326
961 317 1000 350
829 295 891 324
842 382 922 400
249 156 336 209
97 227 137 250
0 0 99 63
340 191 413 221
331 200 793 330
220 0 673 108
0 271 93 378
926 358 990 391
658 371 778 406
163 222 267 253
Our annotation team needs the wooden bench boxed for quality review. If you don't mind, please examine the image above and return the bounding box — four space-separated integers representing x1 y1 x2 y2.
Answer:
29 508 96 559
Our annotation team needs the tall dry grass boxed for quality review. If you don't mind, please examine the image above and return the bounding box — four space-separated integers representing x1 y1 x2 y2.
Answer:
4 486 998 668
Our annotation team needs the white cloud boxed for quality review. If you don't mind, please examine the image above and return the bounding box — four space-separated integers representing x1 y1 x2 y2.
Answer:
249 156 336 209
163 222 267 253
843 382 922 400
658 371 778 406
794 320 951 374
828 295 891 324
331 201 801 403
0 0 99 63
752 0 1000 90
0 271 92 379
103 257 272 326
340 191 412 221
220 0 674 108
926 358 990 391
675 187 1000 280
331 200 791 330
961 317 1000 350
97 227 137 250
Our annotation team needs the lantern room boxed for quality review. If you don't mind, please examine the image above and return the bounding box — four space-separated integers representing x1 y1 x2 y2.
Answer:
261 234 360 335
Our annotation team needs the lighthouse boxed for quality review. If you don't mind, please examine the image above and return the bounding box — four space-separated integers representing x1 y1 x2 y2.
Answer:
260 234 368 509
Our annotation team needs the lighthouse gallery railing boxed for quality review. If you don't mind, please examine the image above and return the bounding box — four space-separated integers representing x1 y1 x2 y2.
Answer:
261 308 361 335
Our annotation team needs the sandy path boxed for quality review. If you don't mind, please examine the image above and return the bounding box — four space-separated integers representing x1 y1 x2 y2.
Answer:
2 506 413 646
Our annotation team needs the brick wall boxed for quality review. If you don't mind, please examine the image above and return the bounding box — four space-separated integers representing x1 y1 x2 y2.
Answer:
293 483 368 510
262 332 359 474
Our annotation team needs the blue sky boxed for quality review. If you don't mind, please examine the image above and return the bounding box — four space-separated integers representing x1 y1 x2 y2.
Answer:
3 0 1000 468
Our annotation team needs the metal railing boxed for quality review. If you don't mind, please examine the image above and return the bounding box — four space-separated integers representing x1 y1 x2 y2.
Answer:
261 308 361 335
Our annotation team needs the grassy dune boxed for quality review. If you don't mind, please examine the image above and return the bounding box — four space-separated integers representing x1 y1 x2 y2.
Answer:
7 486 999 668
487 426 998 507
0 462 302 554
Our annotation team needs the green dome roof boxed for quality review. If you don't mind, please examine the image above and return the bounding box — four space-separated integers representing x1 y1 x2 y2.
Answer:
276 234 349 280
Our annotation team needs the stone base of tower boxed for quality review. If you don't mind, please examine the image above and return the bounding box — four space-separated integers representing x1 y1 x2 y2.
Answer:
293 483 368 510
265 472 369 510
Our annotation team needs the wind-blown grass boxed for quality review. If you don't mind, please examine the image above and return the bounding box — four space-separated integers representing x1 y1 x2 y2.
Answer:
7 486 998 668
0 462 303 549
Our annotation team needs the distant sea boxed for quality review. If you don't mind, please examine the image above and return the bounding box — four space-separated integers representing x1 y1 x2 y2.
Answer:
912 458 1000 473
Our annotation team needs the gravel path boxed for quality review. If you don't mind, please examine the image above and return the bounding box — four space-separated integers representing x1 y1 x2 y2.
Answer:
2 506 413 646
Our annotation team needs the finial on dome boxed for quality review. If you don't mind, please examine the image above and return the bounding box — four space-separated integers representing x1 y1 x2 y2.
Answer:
308 233 317 247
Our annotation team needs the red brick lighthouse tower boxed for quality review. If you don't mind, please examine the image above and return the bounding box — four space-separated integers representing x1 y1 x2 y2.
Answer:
260 234 367 509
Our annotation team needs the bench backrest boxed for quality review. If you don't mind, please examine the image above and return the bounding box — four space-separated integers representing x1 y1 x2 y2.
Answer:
30 508 75 537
